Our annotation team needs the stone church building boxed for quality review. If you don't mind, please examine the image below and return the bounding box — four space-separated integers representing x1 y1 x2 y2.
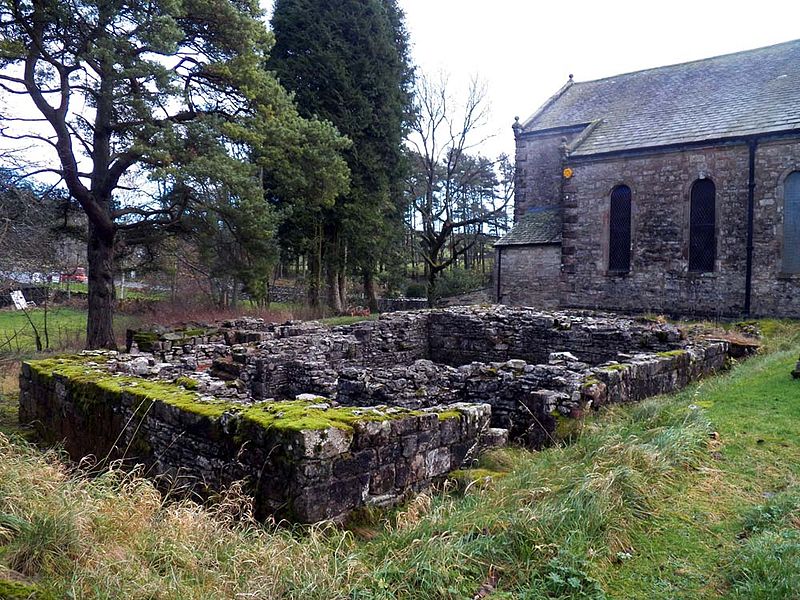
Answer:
496 39 800 317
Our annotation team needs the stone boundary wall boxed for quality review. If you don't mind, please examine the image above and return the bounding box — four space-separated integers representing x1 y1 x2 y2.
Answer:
20 306 738 522
19 357 492 523
268 284 305 304
428 307 684 366
377 297 429 312
336 340 728 447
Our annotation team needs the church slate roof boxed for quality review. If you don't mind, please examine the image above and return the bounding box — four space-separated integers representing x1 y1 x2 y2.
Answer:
495 207 561 246
521 39 800 157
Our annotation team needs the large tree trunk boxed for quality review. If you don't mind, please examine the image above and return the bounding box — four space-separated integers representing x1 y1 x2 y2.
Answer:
427 268 438 308
326 264 343 313
363 269 379 313
86 222 117 349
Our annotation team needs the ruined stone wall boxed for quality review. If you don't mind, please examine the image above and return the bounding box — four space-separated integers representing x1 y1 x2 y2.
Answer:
19 357 491 523
217 313 431 400
19 306 736 523
427 306 683 366
242 332 362 399
336 338 728 447
496 244 561 308
582 343 729 407
337 312 430 367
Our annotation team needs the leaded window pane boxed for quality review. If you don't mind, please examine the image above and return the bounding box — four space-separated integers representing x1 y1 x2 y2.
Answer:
609 185 632 272
689 179 715 272
783 172 800 273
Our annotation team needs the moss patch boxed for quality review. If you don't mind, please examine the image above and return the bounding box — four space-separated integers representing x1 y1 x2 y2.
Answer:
581 377 601 390
0 579 51 599
180 328 207 338
449 468 506 492
435 410 462 422
24 356 464 434
175 376 199 390
550 409 582 442
656 349 688 358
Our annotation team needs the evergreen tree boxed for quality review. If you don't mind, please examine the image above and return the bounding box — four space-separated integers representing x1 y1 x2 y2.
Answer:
269 0 413 311
0 0 348 348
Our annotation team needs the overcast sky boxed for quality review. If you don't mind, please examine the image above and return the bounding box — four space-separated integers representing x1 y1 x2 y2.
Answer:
397 0 800 157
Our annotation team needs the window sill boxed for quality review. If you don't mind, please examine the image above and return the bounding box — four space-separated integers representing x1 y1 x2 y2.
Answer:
605 270 631 278
686 270 717 279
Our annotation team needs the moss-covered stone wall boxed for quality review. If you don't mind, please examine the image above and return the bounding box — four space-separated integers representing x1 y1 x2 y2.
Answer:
19 356 491 523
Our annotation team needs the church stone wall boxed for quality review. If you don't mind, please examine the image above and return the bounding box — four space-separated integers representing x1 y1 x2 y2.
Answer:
514 129 576 218
506 134 800 318
750 138 800 317
560 143 751 316
496 244 561 308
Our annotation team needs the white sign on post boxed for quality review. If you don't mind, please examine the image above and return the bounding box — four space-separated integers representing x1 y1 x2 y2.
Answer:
10 290 28 310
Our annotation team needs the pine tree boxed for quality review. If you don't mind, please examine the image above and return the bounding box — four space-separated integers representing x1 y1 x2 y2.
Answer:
269 0 413 311
0 0 348 347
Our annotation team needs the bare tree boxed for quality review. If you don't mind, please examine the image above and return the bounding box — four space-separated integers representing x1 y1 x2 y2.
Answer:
405 74 513 305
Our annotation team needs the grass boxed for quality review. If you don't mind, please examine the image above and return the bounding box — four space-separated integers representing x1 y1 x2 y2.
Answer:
56 281 167 301
0 307 142 356
0 321 797 597
0 307 87 354
322 313 380 327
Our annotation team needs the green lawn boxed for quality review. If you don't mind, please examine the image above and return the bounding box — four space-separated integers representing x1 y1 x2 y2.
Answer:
0 322 798 598
56 282 167 301
599 347 800 598
0 307 88 354
0 307 141 355
320 313 379 327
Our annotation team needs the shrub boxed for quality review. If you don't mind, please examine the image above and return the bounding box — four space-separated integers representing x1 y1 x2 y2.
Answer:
404 282 427 298
435 268 488 298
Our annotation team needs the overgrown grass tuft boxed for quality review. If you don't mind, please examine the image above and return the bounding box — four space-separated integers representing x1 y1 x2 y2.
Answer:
0 377 714 598
726 529 800 599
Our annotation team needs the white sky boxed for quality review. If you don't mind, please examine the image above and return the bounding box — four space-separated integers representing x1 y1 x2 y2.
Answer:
397 0 800 158
4 2 798 178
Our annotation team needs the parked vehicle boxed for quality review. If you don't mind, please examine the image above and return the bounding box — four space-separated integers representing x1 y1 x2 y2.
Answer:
61 267 87 283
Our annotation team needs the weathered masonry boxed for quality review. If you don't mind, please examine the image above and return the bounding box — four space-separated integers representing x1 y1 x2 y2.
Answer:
20 306 732 522
498 39 800 318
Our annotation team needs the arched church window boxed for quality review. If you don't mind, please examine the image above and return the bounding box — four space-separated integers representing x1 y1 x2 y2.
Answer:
609 185 632 272
689 179 716 272
783 171 800 273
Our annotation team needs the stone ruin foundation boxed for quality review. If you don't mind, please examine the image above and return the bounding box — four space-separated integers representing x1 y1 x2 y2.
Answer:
19 306 731 523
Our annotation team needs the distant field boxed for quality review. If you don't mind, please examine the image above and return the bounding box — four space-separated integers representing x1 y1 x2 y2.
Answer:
56 281 167 301
0 307 87 354
0 308 141 354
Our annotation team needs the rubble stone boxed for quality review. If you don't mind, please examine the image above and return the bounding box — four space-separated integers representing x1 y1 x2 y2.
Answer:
20 305 733 523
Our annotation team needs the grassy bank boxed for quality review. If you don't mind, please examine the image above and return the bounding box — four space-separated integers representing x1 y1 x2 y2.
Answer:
0 323 798 598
